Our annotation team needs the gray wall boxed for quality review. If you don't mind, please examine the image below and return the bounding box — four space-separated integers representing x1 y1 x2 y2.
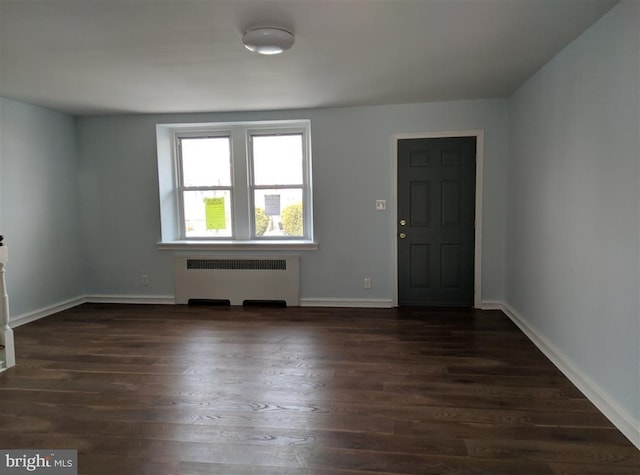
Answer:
0 98 85 316
76 99 508 304
506 0 639 428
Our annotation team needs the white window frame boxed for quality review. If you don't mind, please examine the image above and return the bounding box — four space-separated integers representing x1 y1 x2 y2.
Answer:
156 119 316 250
247 126 313 241
175 130 235 239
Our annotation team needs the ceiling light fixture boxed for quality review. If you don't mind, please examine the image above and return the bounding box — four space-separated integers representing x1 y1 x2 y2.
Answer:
242 27 295 55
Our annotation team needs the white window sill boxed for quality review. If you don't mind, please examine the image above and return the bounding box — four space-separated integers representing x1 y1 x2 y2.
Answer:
157 240 319 251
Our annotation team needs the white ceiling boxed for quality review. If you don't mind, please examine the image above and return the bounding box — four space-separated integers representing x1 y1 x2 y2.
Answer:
0 0 617 116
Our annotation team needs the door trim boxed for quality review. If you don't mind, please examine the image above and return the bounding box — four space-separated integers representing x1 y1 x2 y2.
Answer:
392 130 484 308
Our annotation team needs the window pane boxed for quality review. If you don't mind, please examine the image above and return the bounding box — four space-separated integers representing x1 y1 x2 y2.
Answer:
183 190 232 238
252 134 303 186
254 188 303 237
181 137 231 187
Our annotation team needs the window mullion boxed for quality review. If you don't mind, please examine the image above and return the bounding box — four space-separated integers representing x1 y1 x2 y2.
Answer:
231 127 250 240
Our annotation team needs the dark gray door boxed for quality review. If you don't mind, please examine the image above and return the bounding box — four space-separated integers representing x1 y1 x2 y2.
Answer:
397 137 476 306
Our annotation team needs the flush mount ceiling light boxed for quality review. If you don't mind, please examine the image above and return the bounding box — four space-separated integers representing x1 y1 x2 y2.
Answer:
242 27 295 55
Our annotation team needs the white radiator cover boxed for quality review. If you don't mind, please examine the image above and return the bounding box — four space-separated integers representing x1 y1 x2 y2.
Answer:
174 256 300 306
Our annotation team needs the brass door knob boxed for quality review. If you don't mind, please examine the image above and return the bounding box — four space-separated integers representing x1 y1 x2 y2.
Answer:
399 219 406 226
399 233 407 239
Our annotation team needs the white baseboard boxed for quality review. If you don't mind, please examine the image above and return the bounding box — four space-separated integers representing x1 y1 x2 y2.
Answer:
479 300 503 310
300 298 394 308
10 295 175 328
87 296 393 308
501 302 640 450
88 296 391 308
11 296 87 328
85 294 176 305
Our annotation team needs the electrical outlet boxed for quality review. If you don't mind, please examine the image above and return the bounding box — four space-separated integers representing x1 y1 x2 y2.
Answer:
141 274 149 286
364 278 372 289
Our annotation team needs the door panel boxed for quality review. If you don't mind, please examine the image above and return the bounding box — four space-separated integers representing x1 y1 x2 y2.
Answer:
410 181 431 225
410 244 430 288
441 243 462 288
397 137 476 306
441 180 461 227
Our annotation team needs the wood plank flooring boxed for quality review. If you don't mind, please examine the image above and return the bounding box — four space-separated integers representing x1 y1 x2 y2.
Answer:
0 304 638 474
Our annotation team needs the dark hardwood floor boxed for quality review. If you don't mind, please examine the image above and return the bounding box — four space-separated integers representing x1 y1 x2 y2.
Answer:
0 304 638 474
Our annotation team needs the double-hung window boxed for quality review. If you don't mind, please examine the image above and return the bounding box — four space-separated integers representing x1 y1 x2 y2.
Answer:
164 120 313 245
249 130 306 239
178 134 233 238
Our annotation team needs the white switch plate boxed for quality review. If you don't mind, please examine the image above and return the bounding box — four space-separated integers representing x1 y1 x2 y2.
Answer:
375 200 386 210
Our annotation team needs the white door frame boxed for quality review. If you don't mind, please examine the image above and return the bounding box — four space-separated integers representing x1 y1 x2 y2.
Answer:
392 130 484 308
